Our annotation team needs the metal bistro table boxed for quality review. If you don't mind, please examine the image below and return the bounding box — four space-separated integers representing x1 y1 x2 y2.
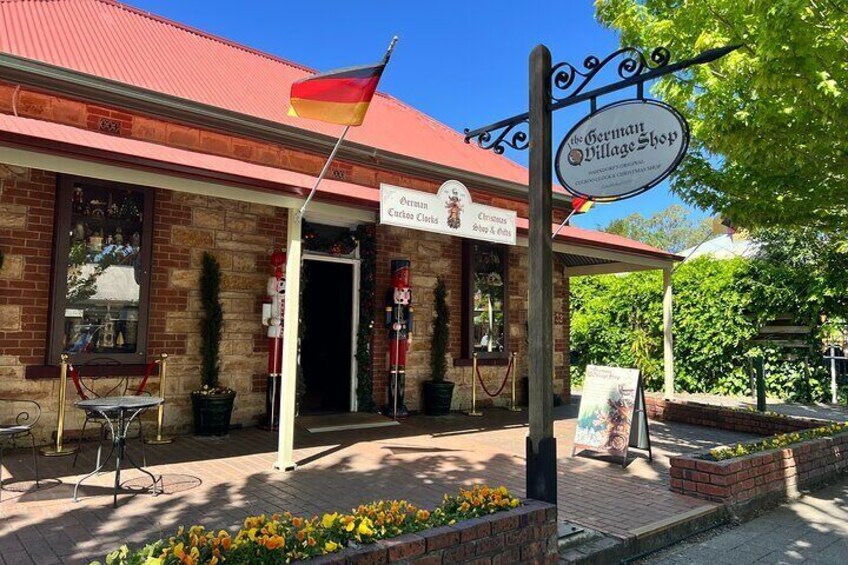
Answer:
73 396 162 507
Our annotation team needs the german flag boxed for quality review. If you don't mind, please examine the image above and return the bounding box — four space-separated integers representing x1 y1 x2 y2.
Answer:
288 62 385 126
571 196 594 214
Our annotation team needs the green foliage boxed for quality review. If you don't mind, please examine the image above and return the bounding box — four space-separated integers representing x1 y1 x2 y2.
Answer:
603 204 713 253
572 257 756 393
571 242 848 401
595 0 848 230
710 421 848 461
748 227 848 326
430 277 450 382
355 225 377 411
199 252 223 389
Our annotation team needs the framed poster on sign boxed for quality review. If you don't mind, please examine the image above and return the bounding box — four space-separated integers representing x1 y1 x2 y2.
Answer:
573 365 652 466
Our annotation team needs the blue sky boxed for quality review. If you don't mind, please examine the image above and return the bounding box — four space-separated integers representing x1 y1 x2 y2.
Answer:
129 0 706 229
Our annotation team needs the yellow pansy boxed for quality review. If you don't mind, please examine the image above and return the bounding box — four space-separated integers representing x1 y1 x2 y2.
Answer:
321 512 339 528
324 540 341 552
357 519 374 537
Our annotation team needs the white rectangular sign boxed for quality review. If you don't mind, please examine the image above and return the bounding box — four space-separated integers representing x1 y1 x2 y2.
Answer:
380 180 517 245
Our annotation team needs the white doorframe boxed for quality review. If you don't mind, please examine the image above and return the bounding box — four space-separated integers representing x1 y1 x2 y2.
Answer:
302 252 361 412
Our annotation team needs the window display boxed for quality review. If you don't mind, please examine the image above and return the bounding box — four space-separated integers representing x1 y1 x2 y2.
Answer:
463 241 509 359
49 177 153 365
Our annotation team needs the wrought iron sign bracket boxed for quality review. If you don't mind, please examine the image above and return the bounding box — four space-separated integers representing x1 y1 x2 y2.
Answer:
464 44 740 154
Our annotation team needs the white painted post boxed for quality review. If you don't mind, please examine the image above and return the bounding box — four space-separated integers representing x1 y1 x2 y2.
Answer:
275 208 302 471
663 266 674 399
830 345 838 404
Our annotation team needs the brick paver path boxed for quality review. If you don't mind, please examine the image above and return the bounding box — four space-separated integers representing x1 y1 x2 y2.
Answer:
638 478 848 564
0 400 755 564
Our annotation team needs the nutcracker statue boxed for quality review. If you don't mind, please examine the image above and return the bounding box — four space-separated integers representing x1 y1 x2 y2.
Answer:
260 248 286 430
386 259 413 418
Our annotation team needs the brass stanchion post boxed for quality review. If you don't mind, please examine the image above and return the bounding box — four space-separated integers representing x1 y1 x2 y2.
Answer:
146 353 174 445
465 353 482 416
41 354 78 457
509 352 521 411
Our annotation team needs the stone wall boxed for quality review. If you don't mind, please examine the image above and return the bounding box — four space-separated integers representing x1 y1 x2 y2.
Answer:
306 499 558 565
0 169 59 437
146 189 287 431
373 224 570 413
1 164 573 438
0 168 286 439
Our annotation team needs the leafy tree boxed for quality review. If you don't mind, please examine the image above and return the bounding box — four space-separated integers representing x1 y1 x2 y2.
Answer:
603 204 712 252
747 226 848 329
595 0 848 230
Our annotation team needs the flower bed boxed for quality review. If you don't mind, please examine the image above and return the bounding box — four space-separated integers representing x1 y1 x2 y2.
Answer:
94 486 558 565
669 427 848 509
709 422 848 461
644 394 831 436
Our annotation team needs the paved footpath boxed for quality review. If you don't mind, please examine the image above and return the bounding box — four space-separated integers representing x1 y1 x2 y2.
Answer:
638 478 848 564
0 402 755 564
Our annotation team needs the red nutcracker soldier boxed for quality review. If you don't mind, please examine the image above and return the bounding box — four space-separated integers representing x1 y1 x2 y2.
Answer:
260 248 286 430
386 259 413 418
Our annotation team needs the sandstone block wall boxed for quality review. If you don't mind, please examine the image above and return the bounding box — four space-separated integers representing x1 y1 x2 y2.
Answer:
373 224 570 413
0 168 286 440
0 169 59 438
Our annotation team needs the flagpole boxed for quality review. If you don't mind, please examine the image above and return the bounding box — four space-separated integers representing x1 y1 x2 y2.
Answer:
297 35 399 220
297 124 351 219
551 208 578 240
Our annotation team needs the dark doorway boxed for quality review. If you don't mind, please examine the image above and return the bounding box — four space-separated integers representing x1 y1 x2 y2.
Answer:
300 259 354 413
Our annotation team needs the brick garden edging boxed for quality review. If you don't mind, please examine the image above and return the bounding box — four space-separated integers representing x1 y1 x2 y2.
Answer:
669 430 848 517
645 394 831 436
302 499 558 565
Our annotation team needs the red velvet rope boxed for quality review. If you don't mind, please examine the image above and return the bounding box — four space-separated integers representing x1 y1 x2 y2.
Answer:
474 356 514 398
67 364 89 400
135 359 159 396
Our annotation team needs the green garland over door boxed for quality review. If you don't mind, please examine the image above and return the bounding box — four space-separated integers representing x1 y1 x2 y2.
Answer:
302 222 377 412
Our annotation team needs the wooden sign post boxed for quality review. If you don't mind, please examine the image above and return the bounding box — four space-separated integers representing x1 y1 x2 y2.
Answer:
464 44 738 503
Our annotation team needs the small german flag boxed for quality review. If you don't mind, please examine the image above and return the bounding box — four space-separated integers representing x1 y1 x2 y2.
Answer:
571 196 594 214
288 61 386 126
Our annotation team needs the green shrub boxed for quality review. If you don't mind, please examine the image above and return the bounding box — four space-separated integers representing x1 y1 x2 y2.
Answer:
570 256 836 402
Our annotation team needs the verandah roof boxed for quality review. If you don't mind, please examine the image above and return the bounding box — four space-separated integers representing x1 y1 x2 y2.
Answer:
0 112 681 266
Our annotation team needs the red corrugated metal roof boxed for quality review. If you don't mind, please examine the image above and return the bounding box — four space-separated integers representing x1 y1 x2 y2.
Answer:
0 0 534 187
0 113 378 204
0 113 679 261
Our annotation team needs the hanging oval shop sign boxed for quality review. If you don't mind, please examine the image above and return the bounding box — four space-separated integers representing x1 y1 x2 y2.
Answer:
555 99 689 201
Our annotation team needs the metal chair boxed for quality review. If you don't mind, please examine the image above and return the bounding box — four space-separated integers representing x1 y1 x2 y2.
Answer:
69 359 157 469
0 399 41 502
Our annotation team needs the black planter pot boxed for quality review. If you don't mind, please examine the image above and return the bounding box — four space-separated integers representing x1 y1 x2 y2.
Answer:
422 380 455 416
192 390 236 436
